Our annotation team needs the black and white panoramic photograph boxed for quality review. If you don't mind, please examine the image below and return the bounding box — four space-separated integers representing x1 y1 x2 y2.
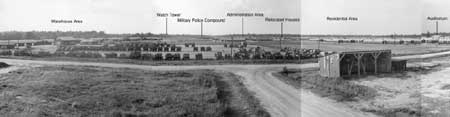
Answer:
0 0 449 116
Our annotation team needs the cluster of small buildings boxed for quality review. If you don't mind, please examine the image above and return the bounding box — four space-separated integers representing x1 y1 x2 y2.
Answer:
219 37 247 43
0 39 54 49
309 35 450 45
0 36 149 50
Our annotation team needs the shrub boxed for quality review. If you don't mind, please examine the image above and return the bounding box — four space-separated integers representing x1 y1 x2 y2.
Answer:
173 53 181 60
193 47 199 52
32 51 52 57
105 53 118 58
282 67 289 75
215 52 224 60
129 51 142 59
195 53 203 60
141 53 153 60
13 50 32 56
54 51 66 56
200 47 206 51
88 52 102 58
154 53 163 60
0 62 10 68
0 50 12 56
165 53 173 60
118 53 128 59
182 54 190 60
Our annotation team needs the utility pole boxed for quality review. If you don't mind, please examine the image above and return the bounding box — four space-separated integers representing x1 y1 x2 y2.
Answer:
299 20 301 49
318 40 321 50
299 17 302 61
7 40 10 53
231 36 234 60
201 21 203 37
242 18 244 37
280 22 283 50
436 21 439 35
165 17 168 35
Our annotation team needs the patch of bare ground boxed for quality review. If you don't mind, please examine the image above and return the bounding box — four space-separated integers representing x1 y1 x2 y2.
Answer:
275 68 377 102
343 62 445 117
216 71 270 117
273 64 446 117
0 65 268 116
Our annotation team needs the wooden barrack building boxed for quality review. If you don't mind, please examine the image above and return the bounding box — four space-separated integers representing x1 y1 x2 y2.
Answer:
319 50 392 78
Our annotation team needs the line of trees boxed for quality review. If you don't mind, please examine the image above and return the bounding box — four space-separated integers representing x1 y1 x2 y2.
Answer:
0 31 125 40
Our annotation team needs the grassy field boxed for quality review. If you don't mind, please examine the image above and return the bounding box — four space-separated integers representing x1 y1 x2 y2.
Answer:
0 65 269 116
0 56 309 66
253 40 450 56
274 68 377 101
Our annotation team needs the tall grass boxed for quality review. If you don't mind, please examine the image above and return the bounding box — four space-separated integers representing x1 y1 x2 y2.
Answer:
0 67 233 116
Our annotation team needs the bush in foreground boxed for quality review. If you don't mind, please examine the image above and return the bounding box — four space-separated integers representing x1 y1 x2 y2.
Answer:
0 62 9 68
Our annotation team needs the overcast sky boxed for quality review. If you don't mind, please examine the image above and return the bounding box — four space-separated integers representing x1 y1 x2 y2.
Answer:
0 0 446 35
0 0 300 35
301 0 422 35
422 0 450 34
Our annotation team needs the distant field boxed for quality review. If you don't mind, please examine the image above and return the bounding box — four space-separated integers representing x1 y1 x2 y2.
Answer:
161 36 222 45
253 40 450 56
0 65 268 116
0 56 306 66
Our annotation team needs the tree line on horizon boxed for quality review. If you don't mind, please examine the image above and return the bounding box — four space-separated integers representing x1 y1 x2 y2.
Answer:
0 31 129 40
1 31 444 40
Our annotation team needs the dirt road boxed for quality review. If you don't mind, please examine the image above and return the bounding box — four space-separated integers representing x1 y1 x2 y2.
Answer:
393 51 450 60
226 66 373 117
0 58 373 117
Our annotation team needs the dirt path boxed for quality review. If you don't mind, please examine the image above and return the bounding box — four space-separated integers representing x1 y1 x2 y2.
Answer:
0 58 373 117
227 66 372 117
393 50 450 60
